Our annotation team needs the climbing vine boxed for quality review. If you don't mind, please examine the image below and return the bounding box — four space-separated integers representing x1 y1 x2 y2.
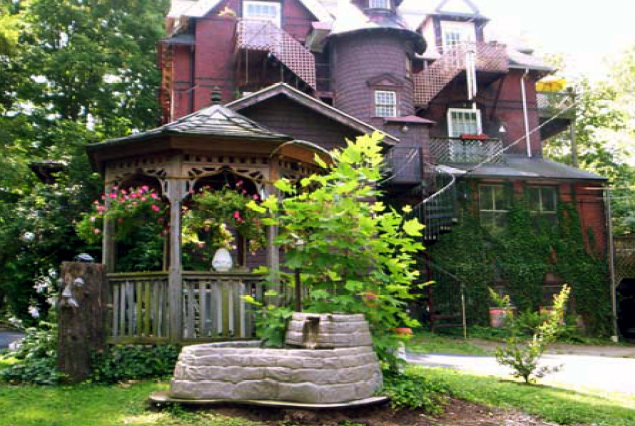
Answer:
427 187 611 335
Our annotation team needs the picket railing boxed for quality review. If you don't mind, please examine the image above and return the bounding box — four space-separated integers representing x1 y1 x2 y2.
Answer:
107 271 265 344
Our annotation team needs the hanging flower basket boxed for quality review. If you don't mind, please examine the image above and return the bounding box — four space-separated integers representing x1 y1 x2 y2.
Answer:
460 133 490 140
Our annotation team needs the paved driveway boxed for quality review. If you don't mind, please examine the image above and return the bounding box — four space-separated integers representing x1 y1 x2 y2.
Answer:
0 329 24 350
408 351 635 395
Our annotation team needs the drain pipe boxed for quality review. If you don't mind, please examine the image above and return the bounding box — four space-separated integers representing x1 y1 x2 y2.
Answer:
520 68 532 157
605 186 619 342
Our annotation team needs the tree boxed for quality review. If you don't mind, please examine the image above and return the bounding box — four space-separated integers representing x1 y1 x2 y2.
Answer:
543 44 635 235
0 0 169 319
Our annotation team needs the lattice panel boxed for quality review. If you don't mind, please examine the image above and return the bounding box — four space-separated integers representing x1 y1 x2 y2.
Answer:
429 138 504 164
414 42 509 108
614 236 635 285
236 20 316 89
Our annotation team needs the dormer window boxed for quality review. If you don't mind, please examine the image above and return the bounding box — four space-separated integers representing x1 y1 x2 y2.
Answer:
375 91 397 117
243 1 281 26
441 21 475 49
369 0 390 9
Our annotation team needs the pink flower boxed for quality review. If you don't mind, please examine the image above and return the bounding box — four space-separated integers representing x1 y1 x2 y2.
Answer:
93 228 100 235
109 193 116 199
120 189 127 194
242 189 246 194
93 200 99 205
151 193 158 200
141 197 147 201
253 194 259 200
233 210 243 222
141 185 149 192
237 180 244 187
151 204 160 212
101 195 106 200
131 193 137 198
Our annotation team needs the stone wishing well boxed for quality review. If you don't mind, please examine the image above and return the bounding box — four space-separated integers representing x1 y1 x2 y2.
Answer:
165 313 384 405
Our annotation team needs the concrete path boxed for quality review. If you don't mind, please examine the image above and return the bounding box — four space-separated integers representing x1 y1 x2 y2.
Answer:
408 351 635 395
0 328 24 350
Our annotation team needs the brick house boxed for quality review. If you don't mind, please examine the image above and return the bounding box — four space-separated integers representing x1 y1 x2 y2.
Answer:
158 0 609 328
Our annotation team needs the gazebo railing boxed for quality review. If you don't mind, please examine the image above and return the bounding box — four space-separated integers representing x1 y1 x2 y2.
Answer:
107 271 265 344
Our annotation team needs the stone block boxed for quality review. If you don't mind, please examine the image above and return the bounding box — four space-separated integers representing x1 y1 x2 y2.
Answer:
265 367 293 381
278 382 322 403
233 380 279 400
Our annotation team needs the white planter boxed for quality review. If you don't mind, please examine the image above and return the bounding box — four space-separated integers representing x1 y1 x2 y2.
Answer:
212 248 233 272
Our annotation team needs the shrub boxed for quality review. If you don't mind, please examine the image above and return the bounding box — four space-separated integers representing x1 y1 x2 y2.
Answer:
382 367 450 413
90 345 179 383
495 285 570 384
0 321 63 385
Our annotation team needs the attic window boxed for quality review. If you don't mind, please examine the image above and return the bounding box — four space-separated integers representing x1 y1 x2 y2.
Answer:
243 1 281 26
441 21 475 49
369 0 390 9
375 91 397 117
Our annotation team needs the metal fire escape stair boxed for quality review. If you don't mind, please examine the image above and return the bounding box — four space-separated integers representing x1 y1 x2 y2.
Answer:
236 20 316 90
413 42 509 108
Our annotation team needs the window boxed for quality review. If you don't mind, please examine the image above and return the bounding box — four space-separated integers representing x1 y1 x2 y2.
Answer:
447 108 481 137
243 1 281 26
528 186 558 225
375 91 397 117
479 184 509 234
369 0 390 9
441 21 475 49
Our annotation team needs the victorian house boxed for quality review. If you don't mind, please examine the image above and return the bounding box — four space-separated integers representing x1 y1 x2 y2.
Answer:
93 0 607 336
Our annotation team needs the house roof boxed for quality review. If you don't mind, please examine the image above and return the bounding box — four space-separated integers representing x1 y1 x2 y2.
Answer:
87 104 292 154
329 0 425 53
169 0 332 22
508 49 555 74
448 155 606 181
226 82 400 144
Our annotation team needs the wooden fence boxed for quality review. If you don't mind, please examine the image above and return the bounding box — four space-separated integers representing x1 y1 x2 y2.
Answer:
107 271 265 344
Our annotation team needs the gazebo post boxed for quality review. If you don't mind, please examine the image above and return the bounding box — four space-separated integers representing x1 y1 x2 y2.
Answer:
266 160 281 305
166 177 187 343
102 183 116 273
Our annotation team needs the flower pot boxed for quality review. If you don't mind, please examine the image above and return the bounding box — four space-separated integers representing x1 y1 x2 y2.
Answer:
212 248 233 272
489 307 511 328
394 327 413 335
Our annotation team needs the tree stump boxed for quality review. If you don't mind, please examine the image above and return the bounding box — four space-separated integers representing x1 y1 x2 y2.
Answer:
58 262 107 383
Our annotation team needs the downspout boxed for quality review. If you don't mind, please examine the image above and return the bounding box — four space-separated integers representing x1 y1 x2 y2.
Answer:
605 186 619 342
520 69 532 158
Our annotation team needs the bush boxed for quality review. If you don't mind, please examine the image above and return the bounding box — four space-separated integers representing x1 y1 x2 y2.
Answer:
90 345 179 383
0 321 63 385
382 367 450 414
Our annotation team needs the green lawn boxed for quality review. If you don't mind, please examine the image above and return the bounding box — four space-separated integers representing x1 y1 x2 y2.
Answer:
419 366 635 426
408 330 490 355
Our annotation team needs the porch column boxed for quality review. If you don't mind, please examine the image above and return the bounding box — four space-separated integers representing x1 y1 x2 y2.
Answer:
166 178 187 342
102 183 116 273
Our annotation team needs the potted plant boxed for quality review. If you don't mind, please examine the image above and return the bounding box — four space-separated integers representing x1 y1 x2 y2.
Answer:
488 287 514 328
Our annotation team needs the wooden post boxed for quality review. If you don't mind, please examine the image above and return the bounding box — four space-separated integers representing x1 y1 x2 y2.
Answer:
102 183 116 273
58 262 107 383
266 159 281 305
166 178 186 343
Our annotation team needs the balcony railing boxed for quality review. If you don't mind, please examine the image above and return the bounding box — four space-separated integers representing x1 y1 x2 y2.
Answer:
537 91 575 119
235 19 316 89
429 137 504 164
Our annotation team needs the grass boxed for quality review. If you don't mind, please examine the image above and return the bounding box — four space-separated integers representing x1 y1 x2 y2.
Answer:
408 330 490 355
0 382 262 426
419 365 635 426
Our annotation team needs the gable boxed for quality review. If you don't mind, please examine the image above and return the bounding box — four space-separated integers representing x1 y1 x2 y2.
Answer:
436 0 478 15
174 0 332 22
367 73 404 88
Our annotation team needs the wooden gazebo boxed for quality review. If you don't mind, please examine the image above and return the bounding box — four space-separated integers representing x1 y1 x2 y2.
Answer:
87 105 325 344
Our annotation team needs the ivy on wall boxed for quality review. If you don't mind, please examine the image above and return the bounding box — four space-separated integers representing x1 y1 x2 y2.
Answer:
427 190 612 336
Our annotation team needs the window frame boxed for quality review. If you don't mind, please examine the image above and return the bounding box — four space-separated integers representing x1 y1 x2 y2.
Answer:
374 90 397 118
528 186 558 224
369 0 391 9
447 107 482 138
479 184 509 234
243 1 281 26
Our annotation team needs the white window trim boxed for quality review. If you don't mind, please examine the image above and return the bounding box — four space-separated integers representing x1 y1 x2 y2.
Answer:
447 107 482 138
374 90 397 117
243 1 281 27
369 0 390 9
441 21 476 49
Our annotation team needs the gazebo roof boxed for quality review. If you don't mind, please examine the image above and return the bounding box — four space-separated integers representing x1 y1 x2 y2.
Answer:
87 104 294 174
